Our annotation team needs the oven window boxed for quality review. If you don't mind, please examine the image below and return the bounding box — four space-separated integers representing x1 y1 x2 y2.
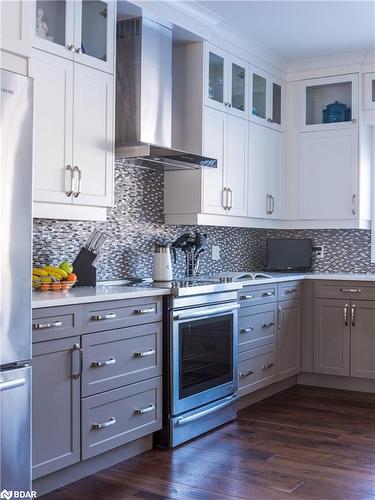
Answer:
179 314 233 399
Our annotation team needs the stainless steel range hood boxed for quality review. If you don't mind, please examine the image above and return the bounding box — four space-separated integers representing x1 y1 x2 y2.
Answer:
115 16 217 171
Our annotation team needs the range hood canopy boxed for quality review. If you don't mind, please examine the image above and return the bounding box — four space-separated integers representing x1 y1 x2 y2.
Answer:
115 15 217 171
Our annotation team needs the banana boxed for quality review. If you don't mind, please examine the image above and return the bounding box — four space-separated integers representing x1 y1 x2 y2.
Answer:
44 266 68 279
48 272 62 281
32 275 40 282
40 276 53 283
33 268 49 276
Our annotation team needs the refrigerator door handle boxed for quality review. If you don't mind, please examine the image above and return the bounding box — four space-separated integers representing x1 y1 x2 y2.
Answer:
0 377 26 392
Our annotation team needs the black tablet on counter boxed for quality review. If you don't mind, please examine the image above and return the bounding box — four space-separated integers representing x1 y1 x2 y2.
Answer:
266 238 312 272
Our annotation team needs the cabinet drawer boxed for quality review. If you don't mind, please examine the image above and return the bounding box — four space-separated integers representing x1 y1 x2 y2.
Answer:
238 285 277 310
315 281 375 301
32 305 81 342
238 304 277 352
82 377 162 459
82 323 162 396
278 281 302 301
237 345 276 397
82 297 162 333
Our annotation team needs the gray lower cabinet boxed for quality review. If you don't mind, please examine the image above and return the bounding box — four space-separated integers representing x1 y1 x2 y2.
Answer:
82 377 162 459
238 303 277 352
277 299 302 380
314 299 350 376
351 301 375 379
238 344 276 397
32 337 81 479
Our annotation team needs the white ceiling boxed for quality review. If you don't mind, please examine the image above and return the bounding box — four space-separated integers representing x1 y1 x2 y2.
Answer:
196 1 375 61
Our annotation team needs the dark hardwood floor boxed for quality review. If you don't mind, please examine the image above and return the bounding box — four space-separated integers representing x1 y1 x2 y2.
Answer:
42 386 375 500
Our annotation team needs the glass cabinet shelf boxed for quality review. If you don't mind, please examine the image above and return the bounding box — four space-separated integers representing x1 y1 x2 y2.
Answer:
305 81 352 126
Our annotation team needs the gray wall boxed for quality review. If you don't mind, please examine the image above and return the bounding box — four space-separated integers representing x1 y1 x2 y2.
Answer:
33 164 374 280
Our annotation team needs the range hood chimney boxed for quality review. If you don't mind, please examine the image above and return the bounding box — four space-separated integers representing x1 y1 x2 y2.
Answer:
115 17 217 171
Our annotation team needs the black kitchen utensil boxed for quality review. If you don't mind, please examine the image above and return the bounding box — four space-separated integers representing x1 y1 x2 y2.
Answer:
72 247 97 287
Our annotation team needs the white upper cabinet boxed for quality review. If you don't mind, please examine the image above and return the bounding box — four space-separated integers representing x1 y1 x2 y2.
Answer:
1 0 34 58
73 63 113 207
300 74 359 131
33 0 115 73
364 72 375 110
250 66 285 131
248 123 285 219
205 43 248 118
298 128 358 220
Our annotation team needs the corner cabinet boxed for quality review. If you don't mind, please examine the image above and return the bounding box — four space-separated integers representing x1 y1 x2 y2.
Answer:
33 0 115 74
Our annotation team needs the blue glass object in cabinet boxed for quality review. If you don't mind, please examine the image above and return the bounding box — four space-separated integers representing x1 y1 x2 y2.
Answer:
323 100 351 123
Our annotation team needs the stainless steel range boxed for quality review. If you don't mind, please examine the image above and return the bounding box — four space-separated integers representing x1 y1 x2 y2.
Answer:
155 279 241 448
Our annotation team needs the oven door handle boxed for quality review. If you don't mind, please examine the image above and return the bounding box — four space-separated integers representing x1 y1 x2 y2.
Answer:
175 303 240 320
176 395 238 426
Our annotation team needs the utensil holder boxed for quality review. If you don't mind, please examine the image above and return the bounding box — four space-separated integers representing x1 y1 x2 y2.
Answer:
72 247 97 287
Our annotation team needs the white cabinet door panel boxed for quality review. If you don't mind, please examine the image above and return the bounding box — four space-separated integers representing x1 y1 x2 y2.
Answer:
73 63 113 206
1 0 33 58
31 50 74 204
299 128 358 220
226 115 248 216
202 107 226 214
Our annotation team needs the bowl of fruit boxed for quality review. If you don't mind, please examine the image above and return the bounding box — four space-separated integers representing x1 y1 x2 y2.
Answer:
33 261 77 292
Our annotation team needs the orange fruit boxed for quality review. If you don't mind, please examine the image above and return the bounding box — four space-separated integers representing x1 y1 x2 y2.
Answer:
50 283 62 291
67 273 77 282
60 282 70 290
39 283 50 292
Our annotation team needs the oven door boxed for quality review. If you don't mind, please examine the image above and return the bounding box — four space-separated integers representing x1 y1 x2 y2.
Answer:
171 302 239 416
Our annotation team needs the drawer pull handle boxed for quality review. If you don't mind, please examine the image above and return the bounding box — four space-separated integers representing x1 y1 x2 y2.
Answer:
262 322 274 328
239 369 254 378
90 313 117 321
284 289 296 295
134 349 155 358
340 288 361 293
33 320 62 330
240 295 253 300
240 326 254 334
134 308 156 315
261 362 275 370
91 357 116 368
262 291 274 297
92 417 116 430
135 403 155 415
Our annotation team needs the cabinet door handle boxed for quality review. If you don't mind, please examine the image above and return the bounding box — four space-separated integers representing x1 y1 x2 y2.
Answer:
270 195 275 214
239 369 254 378
261 362 275 370
91 357 116 368
73 166 82 198
351 305 356 327
90 313 117 321
134 404 155 415
340 288 361 293
278 306 285 329
66 44 75 51
262 322 274 328
222 187 228 210
134 308 156 315
92 417 116 430
344 304 349 326
75 47 82 54
240 294 253 300
65 165 74 196
134 349 155 358
72 343 83 379
284 289 296 295
262 291 274 297
240 326 254 334
352 118 357 124
352 194 357 215
32 320 62 330
267 118 273 123
266 194 271 215
227 188 233 210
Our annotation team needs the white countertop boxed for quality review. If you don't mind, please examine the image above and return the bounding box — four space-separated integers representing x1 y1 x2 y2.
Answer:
32 272 375 308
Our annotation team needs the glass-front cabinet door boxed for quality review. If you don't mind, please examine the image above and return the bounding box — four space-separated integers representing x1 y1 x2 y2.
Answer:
228 55 248 118
364 72 375 110
206 45 227 112
250 66 285 130
34 0 75 59
73 0 115 73
300 74 358 131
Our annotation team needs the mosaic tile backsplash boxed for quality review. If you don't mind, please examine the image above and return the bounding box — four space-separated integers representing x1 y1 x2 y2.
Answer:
33 164 374 280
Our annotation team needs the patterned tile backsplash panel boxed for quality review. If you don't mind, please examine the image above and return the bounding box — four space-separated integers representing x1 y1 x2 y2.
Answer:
33 164 374 279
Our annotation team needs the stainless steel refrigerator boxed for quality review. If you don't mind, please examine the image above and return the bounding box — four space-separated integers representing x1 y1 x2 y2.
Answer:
0 69 33 492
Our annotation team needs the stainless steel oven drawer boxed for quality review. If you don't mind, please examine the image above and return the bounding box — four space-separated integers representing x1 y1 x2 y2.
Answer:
82 297 162 333
82 323 162 396
82 377 162 459
237 344 276 397
238 303 277 352
169 395 237 447
238 285 277 308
